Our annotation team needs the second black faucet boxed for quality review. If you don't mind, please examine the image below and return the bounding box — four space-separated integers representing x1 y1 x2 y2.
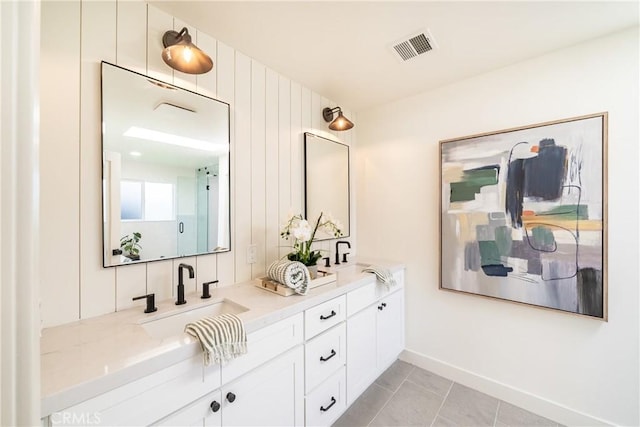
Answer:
335 240 351 265
177 263 194 305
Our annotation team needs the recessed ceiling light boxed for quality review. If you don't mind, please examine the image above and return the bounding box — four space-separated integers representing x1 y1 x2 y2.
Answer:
123 126 227 153
130 151 142 157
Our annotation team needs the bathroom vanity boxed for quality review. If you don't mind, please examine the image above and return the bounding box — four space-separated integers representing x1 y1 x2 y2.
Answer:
40 262 405 426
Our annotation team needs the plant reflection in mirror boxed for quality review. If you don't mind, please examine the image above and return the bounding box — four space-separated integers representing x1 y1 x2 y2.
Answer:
120 232 142 260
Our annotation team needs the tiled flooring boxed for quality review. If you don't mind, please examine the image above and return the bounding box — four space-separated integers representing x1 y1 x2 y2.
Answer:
333 360 560 427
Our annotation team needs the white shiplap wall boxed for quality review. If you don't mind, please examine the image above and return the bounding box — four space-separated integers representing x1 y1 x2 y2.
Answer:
40 1 356 327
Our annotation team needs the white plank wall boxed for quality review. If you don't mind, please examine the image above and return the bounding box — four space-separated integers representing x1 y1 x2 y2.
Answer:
234 52 252 283
251 61 267 278
79 0 118 318
278 76 292 258
40 0 82 326
264 69 280 274
40 1 356 327
214 41 236 289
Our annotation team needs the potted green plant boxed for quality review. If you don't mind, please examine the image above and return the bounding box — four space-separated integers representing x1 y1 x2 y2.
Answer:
280 212 342 278
120 232 142 261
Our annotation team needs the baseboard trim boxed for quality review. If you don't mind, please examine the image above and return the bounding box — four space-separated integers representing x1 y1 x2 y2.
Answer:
399 349 612 426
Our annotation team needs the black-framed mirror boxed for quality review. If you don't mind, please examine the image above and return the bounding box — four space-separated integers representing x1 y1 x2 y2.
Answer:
304 132 350 239
101 61 231 267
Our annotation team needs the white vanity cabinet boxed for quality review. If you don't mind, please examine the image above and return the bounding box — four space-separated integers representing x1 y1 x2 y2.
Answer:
376 288 405 369
346 270 405 405
49 355 221 426
42 267 406 427
155 390 222 427
48 313 303 426
220 345 304 426
345 303 378 404
158 345 304 427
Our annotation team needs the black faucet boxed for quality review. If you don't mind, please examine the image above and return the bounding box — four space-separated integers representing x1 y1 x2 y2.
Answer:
176 263 194 305
335 241 351 265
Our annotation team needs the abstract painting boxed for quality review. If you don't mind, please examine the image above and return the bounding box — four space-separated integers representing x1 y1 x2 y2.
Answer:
440 113 607 319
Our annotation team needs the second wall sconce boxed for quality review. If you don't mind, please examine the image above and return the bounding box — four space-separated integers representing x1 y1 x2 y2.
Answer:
323 106 355 131
162 27 213 75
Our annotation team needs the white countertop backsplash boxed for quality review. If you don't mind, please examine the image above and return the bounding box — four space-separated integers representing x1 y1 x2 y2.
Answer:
41 259 403 417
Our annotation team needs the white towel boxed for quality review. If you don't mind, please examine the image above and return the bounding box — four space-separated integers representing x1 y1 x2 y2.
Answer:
185 313 247 365
266 260 310 295
362 266 397 290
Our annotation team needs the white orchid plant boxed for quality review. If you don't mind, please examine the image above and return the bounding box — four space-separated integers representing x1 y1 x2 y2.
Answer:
280 212 343 266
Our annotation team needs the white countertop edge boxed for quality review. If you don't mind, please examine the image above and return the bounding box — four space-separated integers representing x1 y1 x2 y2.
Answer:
41 260 404 417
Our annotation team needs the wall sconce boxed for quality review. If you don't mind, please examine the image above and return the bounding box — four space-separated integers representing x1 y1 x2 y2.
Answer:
162 27 213 75
322 106 355 131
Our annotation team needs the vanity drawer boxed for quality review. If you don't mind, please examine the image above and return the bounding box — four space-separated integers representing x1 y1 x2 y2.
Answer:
346 281 377 317
222 312 303 384
305 323 346 393
305 366 346 427
304 295 346 340
304 295 346 339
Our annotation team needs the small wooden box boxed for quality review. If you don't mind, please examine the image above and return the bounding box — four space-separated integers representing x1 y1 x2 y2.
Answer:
255 277 297 296
308 271 337 289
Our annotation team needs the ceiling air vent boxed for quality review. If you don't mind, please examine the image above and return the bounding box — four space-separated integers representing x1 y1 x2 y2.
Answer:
391 30 437 62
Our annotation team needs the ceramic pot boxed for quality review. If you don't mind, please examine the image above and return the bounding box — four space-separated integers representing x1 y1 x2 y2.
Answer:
306 264 318 280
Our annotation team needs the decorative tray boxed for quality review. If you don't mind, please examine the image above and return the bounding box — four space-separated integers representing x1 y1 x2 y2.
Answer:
255 271 337 297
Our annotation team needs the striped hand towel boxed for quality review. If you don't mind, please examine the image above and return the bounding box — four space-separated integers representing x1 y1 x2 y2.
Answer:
185 313 247 366
266 259 310 295
362 266 397 290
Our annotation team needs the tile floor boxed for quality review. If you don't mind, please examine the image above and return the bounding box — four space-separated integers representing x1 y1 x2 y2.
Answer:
333 360 561 427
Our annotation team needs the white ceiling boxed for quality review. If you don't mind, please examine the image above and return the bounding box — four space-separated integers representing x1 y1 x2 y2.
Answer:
151 1 639 112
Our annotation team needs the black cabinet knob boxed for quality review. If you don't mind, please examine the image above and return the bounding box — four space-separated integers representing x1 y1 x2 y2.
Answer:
226 392 236 403
378 305 383 311
210 400 220 412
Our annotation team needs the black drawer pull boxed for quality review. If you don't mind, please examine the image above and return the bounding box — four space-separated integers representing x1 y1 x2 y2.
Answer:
320 396 336 412
226 392 236 403
381 302 387 308
319 349 336 362
210 400 220 412
320 310 336 320
378 304 384 311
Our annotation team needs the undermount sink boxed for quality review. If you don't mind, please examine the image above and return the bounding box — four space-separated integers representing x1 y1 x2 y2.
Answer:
139 299 248 340
322 262 371 275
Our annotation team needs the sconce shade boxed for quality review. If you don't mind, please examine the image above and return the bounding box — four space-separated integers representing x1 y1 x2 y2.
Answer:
162 27 213 75
322 107 355 131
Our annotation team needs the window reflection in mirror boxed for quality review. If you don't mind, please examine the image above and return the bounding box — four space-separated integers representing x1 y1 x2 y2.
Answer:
101 62 231 267
304 132 350 239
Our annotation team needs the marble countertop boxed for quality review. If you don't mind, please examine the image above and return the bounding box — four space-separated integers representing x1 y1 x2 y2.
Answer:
41 259 403 417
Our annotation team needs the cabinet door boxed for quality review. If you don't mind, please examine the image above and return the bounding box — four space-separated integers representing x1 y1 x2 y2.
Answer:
155 390 222 427
376 289 405 371
346 304 377 405
221 345 304 426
